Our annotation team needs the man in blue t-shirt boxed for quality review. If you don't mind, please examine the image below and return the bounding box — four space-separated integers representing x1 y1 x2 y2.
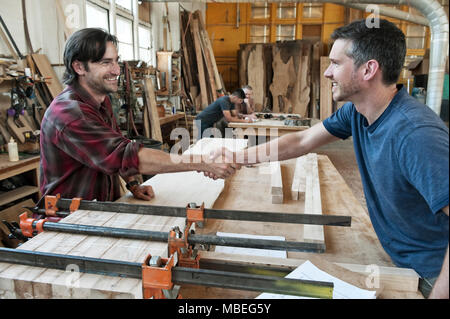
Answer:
195 89 253 140
210 19 449 298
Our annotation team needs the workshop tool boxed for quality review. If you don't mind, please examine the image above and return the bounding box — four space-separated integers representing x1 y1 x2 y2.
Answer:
5 212 326 253
6 77 40 143
28 195 352 227
0 247 334 299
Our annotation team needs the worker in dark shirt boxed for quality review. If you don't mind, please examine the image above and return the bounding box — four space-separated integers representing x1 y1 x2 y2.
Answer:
39 28 239 204
195 89 253 140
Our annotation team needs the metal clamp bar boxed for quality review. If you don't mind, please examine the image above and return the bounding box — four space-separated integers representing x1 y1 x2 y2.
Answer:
53 197 351 227
0 247 333 298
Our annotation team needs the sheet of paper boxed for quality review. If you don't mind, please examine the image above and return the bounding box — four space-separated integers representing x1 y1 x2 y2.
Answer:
256 260 377 299
214 232 287 259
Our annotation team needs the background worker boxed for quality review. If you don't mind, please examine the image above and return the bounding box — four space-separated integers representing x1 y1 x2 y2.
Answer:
238 85 257 119
211 19 449 299
195 88 252 139
39 28 238 206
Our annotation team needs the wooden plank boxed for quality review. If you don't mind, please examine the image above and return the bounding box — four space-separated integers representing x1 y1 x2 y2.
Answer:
302 153 325 247
190 19 208 109
142 78 163 142
269 50 294 113
247 45 265 110
0 169 225 298
199 28 218 101
270 161 283 204
196 11 223 94
320 56 333 120
31 54 63 100
200 252 419 294
0 186 39 207
291 155 306 200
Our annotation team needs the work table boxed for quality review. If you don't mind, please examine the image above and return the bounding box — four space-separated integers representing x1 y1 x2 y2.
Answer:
0 155 422 298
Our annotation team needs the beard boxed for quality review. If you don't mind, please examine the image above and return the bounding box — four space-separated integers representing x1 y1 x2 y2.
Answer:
332 71 361 102
85 74 119 96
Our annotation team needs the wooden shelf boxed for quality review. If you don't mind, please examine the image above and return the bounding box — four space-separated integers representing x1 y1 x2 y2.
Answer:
0 185 39 206
0 155 40 208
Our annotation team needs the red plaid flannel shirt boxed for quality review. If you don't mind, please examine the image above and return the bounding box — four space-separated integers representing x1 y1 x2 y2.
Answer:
39 83 141 203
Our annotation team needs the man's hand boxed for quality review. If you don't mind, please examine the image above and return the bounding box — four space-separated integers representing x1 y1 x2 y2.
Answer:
130 184 155 201
200 147 241 180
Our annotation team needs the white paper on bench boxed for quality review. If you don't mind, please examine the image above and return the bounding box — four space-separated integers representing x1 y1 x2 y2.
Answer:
256 260 377 299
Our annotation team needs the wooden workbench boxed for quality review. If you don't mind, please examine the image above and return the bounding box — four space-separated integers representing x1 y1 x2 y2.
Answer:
0 155 422 299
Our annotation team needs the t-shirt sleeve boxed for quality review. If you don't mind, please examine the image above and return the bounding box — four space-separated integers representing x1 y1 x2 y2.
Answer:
322 102 354 139
220 99 233 111
398 125 449 214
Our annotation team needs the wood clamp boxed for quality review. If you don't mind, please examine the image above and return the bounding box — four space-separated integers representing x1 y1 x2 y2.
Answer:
167 202 204 269
142 253 181 299
45 194 82 217
19 212 46 237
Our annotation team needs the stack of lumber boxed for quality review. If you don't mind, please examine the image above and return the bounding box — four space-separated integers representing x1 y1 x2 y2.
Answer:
180 10 224 111
239 40 322 118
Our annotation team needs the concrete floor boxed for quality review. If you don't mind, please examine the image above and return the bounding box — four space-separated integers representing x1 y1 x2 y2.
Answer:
315 138 369 215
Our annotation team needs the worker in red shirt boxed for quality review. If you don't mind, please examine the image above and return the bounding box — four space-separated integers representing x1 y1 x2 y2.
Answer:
39 28 238 204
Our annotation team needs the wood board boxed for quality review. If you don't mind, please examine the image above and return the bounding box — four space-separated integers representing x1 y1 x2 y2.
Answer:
143 78 163 142
303 153 325 248
0 155 422 298
291 155 307 200
0 171 225 298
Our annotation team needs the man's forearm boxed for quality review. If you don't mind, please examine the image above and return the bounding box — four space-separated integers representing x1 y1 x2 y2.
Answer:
138 148 207 175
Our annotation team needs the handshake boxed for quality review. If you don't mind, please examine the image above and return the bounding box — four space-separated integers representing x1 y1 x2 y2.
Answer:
200 147 241 180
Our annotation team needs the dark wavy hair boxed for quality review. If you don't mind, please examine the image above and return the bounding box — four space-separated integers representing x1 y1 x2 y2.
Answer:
331 19 406 85
63 28 118 85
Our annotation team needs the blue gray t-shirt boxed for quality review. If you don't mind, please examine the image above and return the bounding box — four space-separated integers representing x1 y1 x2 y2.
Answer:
196 96 235 129
323 85 449 278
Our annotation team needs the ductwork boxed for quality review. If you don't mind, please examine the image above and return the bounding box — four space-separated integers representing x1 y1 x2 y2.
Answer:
332 2 429 26
150 0 448 115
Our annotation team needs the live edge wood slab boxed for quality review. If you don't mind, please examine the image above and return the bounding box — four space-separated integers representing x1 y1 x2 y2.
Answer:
0 155 421 298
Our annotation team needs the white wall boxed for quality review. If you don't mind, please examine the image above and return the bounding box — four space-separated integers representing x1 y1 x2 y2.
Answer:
0 0 205 82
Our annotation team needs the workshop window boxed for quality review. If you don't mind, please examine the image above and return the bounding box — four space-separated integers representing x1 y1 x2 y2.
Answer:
86 1 110 31
249 25 269 43
277 3 296 19
251 2 270 19
115 0 133 12
116 15 134 60
138 25 152 63
276 24 296 41
302 3 323 19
